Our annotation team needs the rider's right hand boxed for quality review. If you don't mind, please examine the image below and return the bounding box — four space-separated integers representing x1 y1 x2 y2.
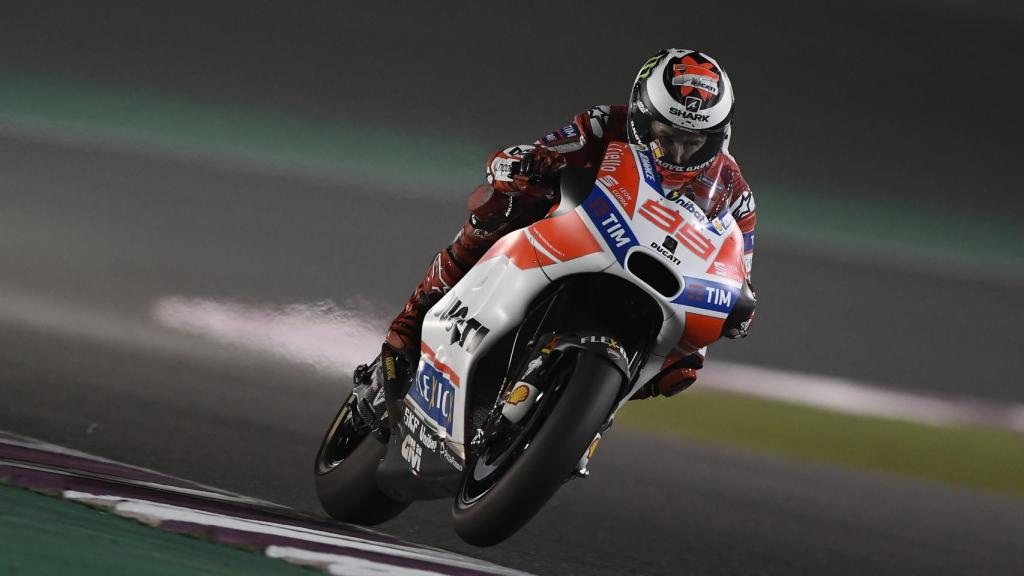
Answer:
486 145 565 198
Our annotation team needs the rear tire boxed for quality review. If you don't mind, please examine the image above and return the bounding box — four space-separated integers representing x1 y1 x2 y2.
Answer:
314 397 410 525
452 354 622 546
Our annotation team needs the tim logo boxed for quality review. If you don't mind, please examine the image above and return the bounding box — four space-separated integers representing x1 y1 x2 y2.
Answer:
684 97 702 112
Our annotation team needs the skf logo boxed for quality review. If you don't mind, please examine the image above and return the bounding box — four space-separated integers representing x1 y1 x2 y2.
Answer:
402 407 420 434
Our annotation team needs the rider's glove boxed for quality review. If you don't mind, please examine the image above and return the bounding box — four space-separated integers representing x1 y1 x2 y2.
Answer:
486 145 566 198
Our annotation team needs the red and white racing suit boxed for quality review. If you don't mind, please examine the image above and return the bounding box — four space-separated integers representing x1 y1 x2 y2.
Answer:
384 105 756 397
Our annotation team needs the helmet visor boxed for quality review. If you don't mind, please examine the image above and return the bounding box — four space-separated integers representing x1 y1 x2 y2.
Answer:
648 120 707 166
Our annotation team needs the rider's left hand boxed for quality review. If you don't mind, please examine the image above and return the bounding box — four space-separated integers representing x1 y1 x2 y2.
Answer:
487 145 566 198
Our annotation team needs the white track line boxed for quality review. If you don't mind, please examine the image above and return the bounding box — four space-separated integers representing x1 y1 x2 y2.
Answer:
62 491 532 576
152 296 1024 433
701 362 1024 432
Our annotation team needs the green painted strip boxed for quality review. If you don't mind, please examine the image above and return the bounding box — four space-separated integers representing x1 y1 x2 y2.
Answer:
0 72 486 192
759 187 1024 272
1 71 1021 270
618 390 1024 497
0 482 310 575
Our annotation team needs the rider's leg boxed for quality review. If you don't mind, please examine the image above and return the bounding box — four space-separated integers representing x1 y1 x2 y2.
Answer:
629 349 705 400
355 185 554 428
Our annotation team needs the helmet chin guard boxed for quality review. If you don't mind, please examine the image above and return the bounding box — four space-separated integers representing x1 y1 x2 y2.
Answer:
627 49 735 174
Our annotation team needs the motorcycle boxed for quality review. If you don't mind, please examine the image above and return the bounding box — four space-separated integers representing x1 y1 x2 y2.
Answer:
314 141 754 546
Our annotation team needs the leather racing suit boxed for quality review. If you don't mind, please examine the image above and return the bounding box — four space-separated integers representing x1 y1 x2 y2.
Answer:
383 105 756 398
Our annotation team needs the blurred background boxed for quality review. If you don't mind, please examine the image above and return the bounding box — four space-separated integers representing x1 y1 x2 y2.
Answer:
1 2 1022 575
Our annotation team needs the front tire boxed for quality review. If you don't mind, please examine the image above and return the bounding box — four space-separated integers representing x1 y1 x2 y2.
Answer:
452 354 622 546
314 396 410 525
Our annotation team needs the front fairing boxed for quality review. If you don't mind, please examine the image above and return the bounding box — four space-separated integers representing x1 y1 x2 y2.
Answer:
407 141 746 471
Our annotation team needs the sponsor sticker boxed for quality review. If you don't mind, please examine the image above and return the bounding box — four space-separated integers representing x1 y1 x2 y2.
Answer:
582 190 637 264
599 143 626 173
636 149 661 192
437 298 490 354
401 434 422 474
672 58 721 101
410 361 457 434
442 445 464 471
731 190 755 221
402 406 420 434
672 277 740 314
637 53 663 79
507 383 531 406
579 335 627 358
501 382 539 424
417 426 439 452
651 241 681 265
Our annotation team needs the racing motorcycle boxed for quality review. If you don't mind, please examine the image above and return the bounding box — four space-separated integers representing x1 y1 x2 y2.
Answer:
313 141 754 546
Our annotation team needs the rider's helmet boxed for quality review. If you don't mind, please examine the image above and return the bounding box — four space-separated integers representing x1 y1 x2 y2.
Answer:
627 49 734 190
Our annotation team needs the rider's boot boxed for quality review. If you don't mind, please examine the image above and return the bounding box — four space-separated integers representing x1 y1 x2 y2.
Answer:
348 226 477 436
630 352 704 400
350 344 413 439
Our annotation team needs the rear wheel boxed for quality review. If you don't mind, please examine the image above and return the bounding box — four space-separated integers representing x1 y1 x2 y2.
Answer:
313 394 410 525
452 353 622 546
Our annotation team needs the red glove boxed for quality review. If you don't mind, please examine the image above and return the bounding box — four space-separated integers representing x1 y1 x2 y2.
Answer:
486 145 566 198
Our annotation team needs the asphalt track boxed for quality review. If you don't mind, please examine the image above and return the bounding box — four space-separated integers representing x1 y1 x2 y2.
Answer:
3 0 1023 401
2 2 1024 574
2 132 1023 575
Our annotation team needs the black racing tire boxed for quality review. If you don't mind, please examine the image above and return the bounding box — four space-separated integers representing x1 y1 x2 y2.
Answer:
314 399 410 525
452 353 622 546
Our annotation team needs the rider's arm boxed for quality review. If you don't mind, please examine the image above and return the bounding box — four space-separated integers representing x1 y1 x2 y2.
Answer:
727 173 756 279
532 105 628 168
485 105 628 198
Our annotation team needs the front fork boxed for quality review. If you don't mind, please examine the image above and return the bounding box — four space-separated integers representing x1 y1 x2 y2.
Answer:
485 331 631 477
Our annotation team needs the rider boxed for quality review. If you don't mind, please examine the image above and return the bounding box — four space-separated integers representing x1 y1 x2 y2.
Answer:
355 49 757 427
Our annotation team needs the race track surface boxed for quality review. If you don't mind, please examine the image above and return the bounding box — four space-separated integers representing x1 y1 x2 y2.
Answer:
2 133 1023 575
3 2 1023 572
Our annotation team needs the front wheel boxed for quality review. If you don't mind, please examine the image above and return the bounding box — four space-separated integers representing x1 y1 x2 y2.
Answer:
452 354 623 546
313 395 410 525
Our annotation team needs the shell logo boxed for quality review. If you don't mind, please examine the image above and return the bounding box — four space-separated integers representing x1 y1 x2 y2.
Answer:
507 384 531 406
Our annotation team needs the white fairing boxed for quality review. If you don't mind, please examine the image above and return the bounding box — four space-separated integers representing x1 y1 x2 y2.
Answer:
410 143 746 459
